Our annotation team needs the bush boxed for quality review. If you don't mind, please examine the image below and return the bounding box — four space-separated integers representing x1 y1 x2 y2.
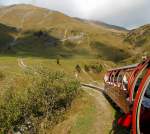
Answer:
75 64 81 73
90 64 103 73
0 67 80 133
84 64 103 73
84 65 90 72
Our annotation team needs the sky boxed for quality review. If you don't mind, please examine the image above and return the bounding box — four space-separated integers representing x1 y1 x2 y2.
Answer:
0 0 150 29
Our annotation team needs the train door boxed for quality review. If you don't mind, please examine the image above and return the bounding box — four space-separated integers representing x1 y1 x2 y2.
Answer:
132 69 150 134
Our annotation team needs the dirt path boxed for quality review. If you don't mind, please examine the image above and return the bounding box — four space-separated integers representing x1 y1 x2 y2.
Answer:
83 87 114 134
17 58 27 69
52 87 115 134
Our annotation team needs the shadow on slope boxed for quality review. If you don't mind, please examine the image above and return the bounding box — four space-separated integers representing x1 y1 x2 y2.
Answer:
10 30 90 59
0 24 75 59
0 23 17 52
13 30 63 58
0 30 90 59
90 41 131 62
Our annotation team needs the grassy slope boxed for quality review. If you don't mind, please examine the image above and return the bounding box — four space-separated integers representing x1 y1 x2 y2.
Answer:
123 24 150 63
52 89 115 134
0 4 133 63
125 24 150 45
52 90 97 134
0 56 115 84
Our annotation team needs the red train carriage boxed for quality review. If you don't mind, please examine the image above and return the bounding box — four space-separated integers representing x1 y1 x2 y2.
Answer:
104 58 150 134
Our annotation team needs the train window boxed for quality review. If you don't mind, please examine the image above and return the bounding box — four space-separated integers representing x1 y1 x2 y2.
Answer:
118 74 123 83
114 71 120 82
111 73 114 82
109 72 113 82
137 78 150 134
123 74 128 90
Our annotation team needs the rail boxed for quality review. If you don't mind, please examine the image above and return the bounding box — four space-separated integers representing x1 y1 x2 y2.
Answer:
81 83 104 92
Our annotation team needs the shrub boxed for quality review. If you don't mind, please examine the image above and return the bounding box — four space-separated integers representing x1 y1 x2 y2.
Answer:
84 64 103 73
84 65 90 72
0 67 80 133
75 64 81 73
90 64 103 73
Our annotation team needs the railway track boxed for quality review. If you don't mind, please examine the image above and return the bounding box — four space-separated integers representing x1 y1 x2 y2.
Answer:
81 83 104 92
82 83 123 112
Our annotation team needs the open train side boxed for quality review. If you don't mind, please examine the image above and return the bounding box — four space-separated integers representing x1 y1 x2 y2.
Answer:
104 58 150 134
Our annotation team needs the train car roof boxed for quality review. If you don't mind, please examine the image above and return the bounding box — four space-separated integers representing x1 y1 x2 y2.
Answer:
108 63 139 71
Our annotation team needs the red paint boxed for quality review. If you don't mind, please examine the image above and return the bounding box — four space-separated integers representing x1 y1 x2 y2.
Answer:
118 113 132 128
122 113 132 128
132 69 150 134
129 59 150 102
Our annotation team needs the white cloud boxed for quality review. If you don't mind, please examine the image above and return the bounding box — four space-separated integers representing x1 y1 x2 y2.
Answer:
0 0 150 28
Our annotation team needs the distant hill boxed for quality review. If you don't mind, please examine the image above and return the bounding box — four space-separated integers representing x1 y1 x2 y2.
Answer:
121 24 150 63
124 24 150 45
0 4 138 62
74 18 128 32
87 20 127 32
